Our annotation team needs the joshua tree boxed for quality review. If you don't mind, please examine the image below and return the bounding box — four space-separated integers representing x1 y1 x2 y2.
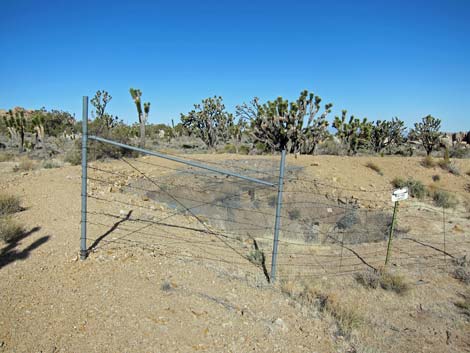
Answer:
370 117 406 153
31 113 46 148
91 90 116 129
129 88 151 148
333 110 373 155
410 115 442 156
237 90 332 154
4 110 27 152
181 96 234 148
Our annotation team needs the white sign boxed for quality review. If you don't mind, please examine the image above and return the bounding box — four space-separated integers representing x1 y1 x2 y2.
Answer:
392 187 409 202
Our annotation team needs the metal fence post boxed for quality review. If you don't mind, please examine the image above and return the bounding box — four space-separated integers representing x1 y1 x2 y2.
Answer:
80 96 88 260
385 200 399 266
270 149 286 283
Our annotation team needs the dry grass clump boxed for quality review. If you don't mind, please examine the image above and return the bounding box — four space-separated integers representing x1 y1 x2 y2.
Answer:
355 268 409 294
280 280 362 336
437 159 460 175
432 189 458 209
0 194 22 216
0 217 24 242
421 156 436 168
247 249 265 266
13 157 36 172
0 153 14 162
454 292 470 316
365 162 383 176
452 256 470 284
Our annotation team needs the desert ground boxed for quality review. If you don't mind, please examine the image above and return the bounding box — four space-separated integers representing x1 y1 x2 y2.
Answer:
1 153 469 353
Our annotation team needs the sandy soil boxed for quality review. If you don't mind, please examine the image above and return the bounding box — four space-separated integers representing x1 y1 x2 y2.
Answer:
0 154 469 352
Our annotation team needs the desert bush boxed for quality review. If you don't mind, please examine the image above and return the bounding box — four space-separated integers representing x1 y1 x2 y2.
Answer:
365 162 383 175
432 174 441 182
391 177 426 199
318 293 362 335
238 145 250 155
13 157 36 172
160 281 173 292
42 160 61 169
247 249 265 266
438 159 461 175
0 194 22 216
432 190 458 208
449 147 470 159
421 156 436 168
317 138 347 156
64 148 81 165
453 267 470 284
288 209 301 220
452 256 470 284
455 294 470 316
0 217 24 242
254 142 269 153
355 268 409 294
0 153 14 162
223 144 237 153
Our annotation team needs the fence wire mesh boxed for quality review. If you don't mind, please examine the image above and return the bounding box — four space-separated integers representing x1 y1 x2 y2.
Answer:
83 139 470 284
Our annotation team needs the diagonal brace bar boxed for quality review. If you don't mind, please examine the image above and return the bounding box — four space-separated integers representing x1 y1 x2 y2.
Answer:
88 135 276 187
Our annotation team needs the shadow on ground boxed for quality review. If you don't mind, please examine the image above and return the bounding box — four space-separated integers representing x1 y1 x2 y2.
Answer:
0 227 49 269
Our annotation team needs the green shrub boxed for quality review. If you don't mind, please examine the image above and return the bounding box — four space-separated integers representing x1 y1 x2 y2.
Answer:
223 144 237 153
0 194 22 216
42 160 61 169
64 148 81 165
255 142 268 153
432 190 458 208
365 162 383 175
238 145 250 155
391 177 426 199
0 217 24 242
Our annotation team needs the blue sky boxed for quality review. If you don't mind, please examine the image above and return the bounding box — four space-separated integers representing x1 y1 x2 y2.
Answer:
1 0 469 131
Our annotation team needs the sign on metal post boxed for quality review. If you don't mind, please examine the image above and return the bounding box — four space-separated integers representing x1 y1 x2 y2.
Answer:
391 187 409 202
385 187 409 266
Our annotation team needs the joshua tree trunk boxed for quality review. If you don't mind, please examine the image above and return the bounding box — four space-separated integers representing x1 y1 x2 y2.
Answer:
139 120 146 148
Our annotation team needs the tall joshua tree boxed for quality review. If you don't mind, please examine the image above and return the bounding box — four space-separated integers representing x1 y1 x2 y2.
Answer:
129 88 150 148
31 113 46 148
4 110 27 153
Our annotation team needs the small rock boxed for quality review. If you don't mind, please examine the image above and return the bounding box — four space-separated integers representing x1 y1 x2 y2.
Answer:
272 318 288 332
142 196 149 201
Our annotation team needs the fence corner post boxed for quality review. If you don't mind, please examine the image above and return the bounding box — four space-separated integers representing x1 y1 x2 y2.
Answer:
80 96 88 260
270 149 286 283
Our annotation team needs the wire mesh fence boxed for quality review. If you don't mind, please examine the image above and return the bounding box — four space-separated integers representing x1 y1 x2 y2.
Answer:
82 137 470 284
80 99 470 285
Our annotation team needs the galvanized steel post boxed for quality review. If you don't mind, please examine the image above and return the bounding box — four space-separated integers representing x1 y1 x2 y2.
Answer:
80 96 88 260
270 149 286 283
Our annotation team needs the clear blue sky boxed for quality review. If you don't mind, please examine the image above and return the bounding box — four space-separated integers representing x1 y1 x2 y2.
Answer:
1 0 469 131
